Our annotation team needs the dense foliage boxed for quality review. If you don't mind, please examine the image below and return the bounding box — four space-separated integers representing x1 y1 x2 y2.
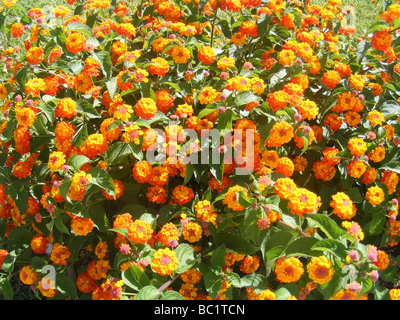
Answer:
0 0 400 300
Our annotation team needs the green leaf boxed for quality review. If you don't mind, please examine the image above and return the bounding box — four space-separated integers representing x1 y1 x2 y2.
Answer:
198 107 218 119
72 123 88 148
68 236 88 261
76 100 101 119
31 256 48 272
140 213 156 229
134 285 160 300
56 273 78 299
122 265 151 291
6 182 29 214
1 250 17 273
0 279 14 300
69 60 83 75
209 161 224 184
257 14 272 37
89 167 115 197
63 202 87 218
311 239 348 260
236 190 253 209
92 51 112 78
210 225 259 255
36 102 55 123
128 142 144 161
162 81 182 94
275 287 292 300
240 274 268 290
234 91 260 106
204 271 223 299
68 155 91 172
285 237 320 258
356 40 371 64
217 108 233 135
306 214 345 239
346 188 364 203
58 179 71 201
367 21 388 34
15 67 27 89
380 100 400 120
7 225 32 251
88 205 108 232
227 272 241 288
55 214 70 235
239 208 261 243
183 162 193 185
372 284 389 300
319 273 342 300
365 206 387 235
108 227 129 238
65 21 93 37
106 77 118 99
105 142 131 166
381 162 400 174
160 290 185 300
210 244 226 270
175 243 197 274
158 204 186 226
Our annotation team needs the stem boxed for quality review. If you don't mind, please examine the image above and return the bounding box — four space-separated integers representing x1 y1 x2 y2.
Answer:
210 4 219 48
278 220 310 238
158 274 180 292
31 65 67 81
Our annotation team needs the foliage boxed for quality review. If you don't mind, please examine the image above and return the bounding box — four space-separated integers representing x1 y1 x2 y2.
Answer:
0 0 400 301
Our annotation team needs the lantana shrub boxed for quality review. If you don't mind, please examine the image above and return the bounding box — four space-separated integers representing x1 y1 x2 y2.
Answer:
0 0 400 300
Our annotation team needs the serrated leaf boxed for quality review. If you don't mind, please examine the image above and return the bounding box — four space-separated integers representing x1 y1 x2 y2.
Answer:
0 279 14 300
236 190 252 209
380 100 400 120
88 167 115 197
36 102 55 123
92 51 112 78
240 274 268 290
105 142 131 166
88 205 108 231
55 215 70 235
108 227 129 238
1 250 17 273
285 237 320 258
204 271 223 299
68 154 91 171
210 244 226 269
56 273 78 299
6 182 29 214
134 285 160 300
58 179 71 201
306 214 344 239
160 291 185 300
65 21 92 37
175 243 197 274
380 162 400 174
76 100 101 119
234 91 260 106
122 265 151 291
311 239 348 260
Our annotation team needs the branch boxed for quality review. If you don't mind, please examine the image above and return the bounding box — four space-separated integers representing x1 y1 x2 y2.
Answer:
158 274 180 292
278 220 310 238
